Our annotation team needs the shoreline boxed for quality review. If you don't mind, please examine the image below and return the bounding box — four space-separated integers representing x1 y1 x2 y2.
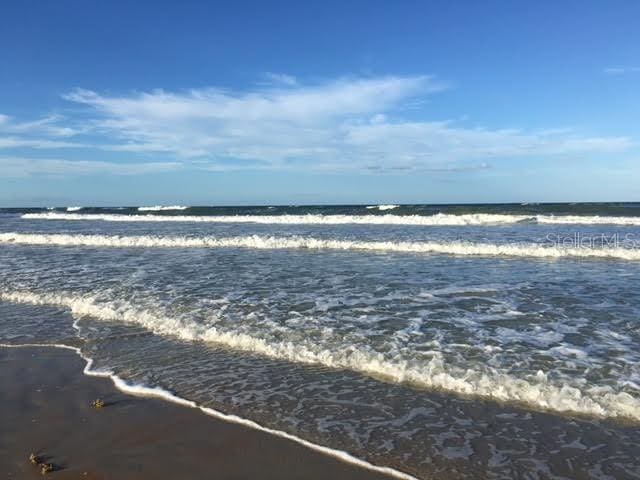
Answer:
0 344 415 479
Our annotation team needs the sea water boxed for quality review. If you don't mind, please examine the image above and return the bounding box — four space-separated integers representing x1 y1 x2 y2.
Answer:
1 203 639 479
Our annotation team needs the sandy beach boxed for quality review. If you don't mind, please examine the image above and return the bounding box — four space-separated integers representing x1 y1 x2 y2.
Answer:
0 346 395 480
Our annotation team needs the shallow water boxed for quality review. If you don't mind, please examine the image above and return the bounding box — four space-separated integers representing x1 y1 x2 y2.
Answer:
1 204 639 479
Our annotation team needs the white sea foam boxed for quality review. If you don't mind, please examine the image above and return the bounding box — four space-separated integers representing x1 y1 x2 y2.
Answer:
21 211 640 226
2 232 640 260
536 215 640 226
1 290 639 422
23 211 528 225
0 343 415 480
65 206 83 212
138 205 189 211
366 204 400 211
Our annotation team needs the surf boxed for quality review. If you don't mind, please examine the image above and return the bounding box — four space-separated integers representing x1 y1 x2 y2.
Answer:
1 289 638 422
21 211 640 226
2 232 640 261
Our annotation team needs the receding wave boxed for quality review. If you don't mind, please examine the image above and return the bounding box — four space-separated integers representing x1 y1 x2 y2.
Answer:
1 289 638 421
0 343 415 480
2 232 640 260
138 205 189 211
21 211 640 226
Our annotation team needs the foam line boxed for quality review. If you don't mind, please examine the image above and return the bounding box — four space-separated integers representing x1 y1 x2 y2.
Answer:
138 205 189 211
2 232 640 261
2 290 639 422
366 205 400 211
21 211 640 226
22 211 530 225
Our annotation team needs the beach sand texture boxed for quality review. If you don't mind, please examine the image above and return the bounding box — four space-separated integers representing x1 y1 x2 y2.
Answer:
0 346 393 479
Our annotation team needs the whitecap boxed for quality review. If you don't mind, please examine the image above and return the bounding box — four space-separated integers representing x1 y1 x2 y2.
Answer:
138 205 189 211
22 211 640 226
2 232 640 261
366 204 400 211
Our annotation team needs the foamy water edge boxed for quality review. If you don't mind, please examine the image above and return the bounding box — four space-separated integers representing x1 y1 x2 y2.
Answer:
0 341 418 480
1 290 638 422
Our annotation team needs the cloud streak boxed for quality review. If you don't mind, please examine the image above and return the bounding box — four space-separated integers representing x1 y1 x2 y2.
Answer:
604 66 640 75
60 76 631 171
0 157 180 177
0 74 634 175
0 113 88 152
0 113 85 138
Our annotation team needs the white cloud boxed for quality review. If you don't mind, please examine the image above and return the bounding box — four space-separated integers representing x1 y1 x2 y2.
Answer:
0 157 180 177
65 76 437 122
0 113 84 137
0 137 84 149
262 72 298 86
59 75 630 172
0 75 634 175
0 113 88 151
343 122 631 169
604 66 640 75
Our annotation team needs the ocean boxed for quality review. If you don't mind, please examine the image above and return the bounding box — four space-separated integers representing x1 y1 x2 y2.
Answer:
1 203 639 479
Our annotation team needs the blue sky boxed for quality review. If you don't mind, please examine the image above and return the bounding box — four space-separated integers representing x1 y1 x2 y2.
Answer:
1 0 639 206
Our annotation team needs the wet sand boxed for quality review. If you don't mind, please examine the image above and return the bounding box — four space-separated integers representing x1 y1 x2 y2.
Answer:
0 346 396 479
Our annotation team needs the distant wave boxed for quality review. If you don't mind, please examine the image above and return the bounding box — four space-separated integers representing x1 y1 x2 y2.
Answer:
66 206 83 212
22 211 640 226
138 205 189 211
1 289 638 422
24 211 532 225
22 212 640 226
536 215 640 225
2 232 640 260
366 204 399 211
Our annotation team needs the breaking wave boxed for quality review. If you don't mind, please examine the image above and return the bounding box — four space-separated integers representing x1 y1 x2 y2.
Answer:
1 289 638 421
366 204 400 211
2 232 640 260
138 205 189 211
66 206 83 212
21 211 640 226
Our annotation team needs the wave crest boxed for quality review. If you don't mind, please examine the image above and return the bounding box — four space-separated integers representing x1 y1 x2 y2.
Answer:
366 204 399 211
137 205 189 211
2 232 640 261
21 211 640 226
1 289 638 421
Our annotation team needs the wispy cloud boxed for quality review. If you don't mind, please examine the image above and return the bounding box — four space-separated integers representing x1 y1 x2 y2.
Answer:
0 137 85 149
261 72 298 86
343 122 631 170
0 113 84 137
58 75 630 172
0 157 180 177
0 74 634 176
604 66 640 75
0 113 87 151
